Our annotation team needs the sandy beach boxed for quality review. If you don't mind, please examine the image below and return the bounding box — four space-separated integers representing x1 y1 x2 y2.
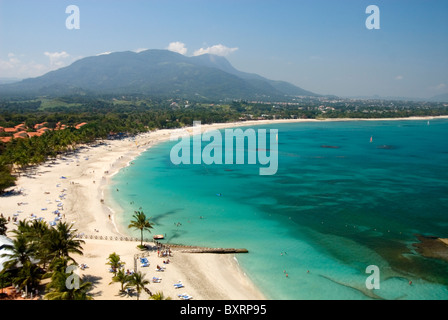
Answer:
1 116 447 300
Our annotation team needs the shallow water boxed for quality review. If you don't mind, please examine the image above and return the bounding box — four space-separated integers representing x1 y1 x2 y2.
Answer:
110 119 448 299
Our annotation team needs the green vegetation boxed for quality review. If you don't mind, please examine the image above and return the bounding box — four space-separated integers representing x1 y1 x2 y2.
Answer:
0 219 90 299
106 252 125 276
128 211 154 248
107 252 166 300
150 291 172 300
109 268 130 293
125 271 150 300
0 49 315 100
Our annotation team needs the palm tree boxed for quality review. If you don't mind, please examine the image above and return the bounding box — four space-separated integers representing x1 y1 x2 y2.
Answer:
149 291 172 300
106 252 124 276
0 271 10 295
0 233 35 271
128 211 154 247
25 220 51 269
13 260 42 295
109 268 131 294
44 268 93 300
0 216 7 236
126 271 149 300
43 222 84 265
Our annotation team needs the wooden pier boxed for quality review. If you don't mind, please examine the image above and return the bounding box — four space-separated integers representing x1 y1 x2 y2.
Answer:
75 234 248 254
171 245 249 254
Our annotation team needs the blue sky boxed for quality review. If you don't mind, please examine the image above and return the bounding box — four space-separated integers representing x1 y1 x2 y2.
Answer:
0 0 447 99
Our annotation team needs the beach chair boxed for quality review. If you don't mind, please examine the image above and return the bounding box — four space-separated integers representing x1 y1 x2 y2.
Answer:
152 277 161 283
173 282 184 289
178 293 193 300
139 257 148 264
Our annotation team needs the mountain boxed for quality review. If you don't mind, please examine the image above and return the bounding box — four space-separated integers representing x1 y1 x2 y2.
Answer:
0 49 317 100
0 77 21 84
430 93 448 103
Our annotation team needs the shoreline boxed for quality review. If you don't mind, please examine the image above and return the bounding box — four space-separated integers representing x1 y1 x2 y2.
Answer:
2 115 448 300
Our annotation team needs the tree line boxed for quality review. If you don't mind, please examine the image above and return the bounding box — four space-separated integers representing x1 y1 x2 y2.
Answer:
0 210 165 300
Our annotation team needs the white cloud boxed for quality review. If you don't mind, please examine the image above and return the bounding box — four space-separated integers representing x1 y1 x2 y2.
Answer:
0 51 78 78
0 53 20 70
96 51 112 56
44 51 71 69
167 42 188 55
395 75 404 80
0 53 46 78
435 83 446 90
134 48 148 53
193 44 238 57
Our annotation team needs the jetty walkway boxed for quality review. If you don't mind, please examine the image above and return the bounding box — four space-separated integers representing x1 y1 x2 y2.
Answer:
74 233 248 254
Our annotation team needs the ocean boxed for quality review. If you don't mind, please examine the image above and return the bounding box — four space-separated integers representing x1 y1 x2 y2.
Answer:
109 119 448 300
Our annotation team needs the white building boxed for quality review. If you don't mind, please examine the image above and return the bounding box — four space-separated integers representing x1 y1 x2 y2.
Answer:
0 235 14 272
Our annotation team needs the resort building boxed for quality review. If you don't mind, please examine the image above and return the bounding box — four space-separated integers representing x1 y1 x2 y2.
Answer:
14 123 27 132
34 122 48 130
75 122 88 129
0 235 14 273
4 128 17 133
0 122 87 143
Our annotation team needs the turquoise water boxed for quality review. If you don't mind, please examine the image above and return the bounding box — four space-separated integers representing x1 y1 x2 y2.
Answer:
110 119 448 300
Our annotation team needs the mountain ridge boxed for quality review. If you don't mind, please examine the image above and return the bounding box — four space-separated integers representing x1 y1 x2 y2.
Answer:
0 49 317 101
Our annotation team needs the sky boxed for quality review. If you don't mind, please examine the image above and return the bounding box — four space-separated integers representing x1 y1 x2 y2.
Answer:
0 0 447 99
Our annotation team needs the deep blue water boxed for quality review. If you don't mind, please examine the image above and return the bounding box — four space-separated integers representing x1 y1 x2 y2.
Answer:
110 119 448 299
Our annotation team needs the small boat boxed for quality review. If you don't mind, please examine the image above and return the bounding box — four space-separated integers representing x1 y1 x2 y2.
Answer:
153 234 164 240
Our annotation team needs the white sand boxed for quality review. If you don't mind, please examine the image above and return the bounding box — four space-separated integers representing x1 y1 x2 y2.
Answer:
2 116 447 300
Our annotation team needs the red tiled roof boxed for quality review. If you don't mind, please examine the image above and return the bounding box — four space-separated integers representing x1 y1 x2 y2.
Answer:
27 132 43 138
13 132 28 139
75 122 88 129
34 122 48 130
37 127 50 133
14 124 27 131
